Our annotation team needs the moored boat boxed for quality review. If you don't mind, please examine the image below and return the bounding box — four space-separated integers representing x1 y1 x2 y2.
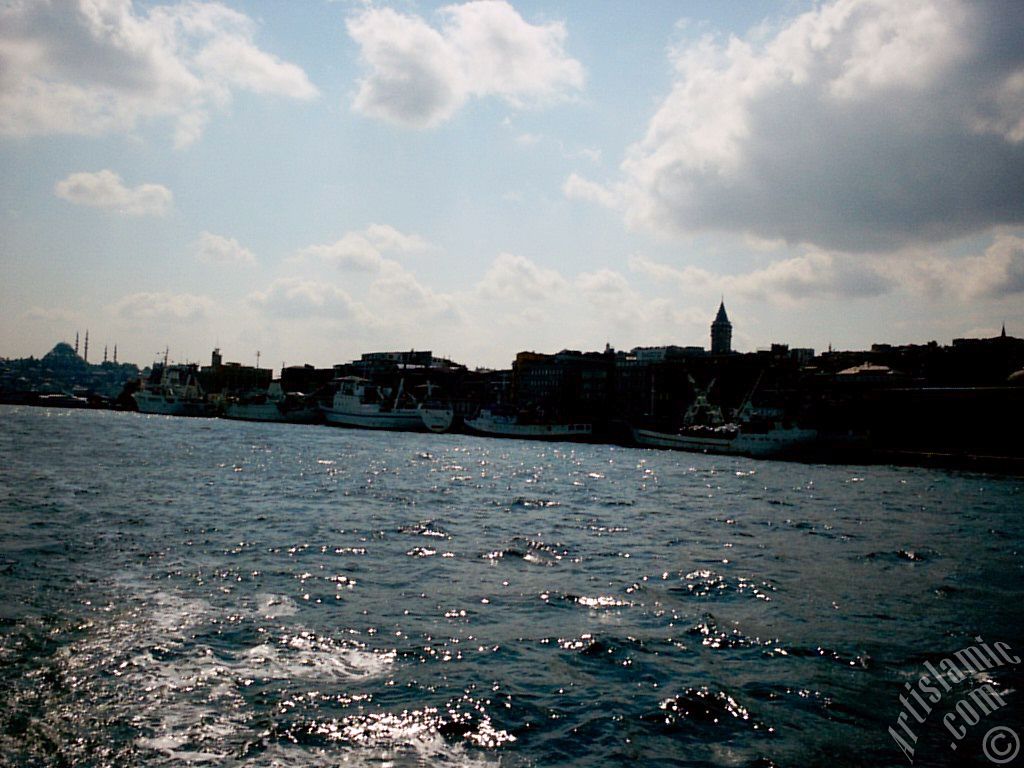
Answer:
222 381 320 423
322 376 425 431
464 407 592 441
631 422 817 458
133 362 216 417
415 381 455 433
631 374 817 458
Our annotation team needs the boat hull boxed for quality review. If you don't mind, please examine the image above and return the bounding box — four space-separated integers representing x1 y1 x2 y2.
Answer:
223 402 320 423
632 426 817 458
133 392 216 417
464 413 593 441
322 406 425 431
419 405 455 433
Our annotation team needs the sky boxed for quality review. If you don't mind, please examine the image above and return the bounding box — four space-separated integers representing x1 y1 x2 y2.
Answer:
2 0 1023 372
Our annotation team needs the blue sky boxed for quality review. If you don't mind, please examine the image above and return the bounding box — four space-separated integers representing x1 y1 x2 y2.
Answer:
2 0 1023 371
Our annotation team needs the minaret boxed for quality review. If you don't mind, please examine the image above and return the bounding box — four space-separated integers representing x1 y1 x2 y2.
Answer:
710 301 732 354
84 330 89 363
75 332 79 355
113 345 118 364
103 345 108 364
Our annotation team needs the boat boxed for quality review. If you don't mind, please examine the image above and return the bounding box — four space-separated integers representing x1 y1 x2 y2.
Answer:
463 406 592 441
631 421 818 458
415 382 455 433
132 362 216 417
321 376 426 431
631 376 817 458
222 381 320 423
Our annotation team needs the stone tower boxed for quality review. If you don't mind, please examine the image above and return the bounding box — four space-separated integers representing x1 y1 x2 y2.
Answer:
711 301 732 354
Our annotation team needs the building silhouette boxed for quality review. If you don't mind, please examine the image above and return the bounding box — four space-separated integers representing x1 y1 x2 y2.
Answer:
711 301 732 354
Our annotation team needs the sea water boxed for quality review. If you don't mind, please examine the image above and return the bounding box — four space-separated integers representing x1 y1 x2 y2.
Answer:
0 405 1021 767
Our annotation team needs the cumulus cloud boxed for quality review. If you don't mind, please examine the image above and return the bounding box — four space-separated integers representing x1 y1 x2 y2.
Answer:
296 224 431 271
0 0 317 146
629 251 892 303
476 252 569 303
371 262 463 323
249 278 375 324
347 0 584 128
887 233 1024 300
608 0 1024 251
195 232 255 265
54 169 172 216
961 235 1024 298
113 291 213 322
563 173 618 209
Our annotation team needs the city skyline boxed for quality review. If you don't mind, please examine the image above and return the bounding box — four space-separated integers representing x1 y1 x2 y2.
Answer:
2 0 1023 370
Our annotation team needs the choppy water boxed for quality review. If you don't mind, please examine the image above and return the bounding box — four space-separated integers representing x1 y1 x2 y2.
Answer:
0 405 1022 767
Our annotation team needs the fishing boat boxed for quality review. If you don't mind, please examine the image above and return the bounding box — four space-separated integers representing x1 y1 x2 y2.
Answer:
631 420 817 458
631 375 817 458
415 381 455 433
321 376 425 430
222 381 320 423
133 362 216 417
464 407 592 441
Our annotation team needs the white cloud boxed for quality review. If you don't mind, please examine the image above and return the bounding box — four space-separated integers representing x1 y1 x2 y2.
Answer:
346 0 584 128
296 224 431 271
476 252 569 303
563 173 618 209
609 0 1024 251
54 170 172 216
195 232 255 265
963 234 1024 298
113 291 213 322
629 251 892 303
885 233 1024 300
0 0 317 146
248 278 375 324
370 262 463 323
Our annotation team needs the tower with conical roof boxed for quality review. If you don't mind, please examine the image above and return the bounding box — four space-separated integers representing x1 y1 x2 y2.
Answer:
710 301 732 354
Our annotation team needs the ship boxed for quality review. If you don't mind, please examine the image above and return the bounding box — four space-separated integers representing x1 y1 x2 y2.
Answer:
631 420 818 458
221 381 320 424
631 375 817 458
322 376 428 431
463 406 593 441
415 381 455 433
132 361 216 417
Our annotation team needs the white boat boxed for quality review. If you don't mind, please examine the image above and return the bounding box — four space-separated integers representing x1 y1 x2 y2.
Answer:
133 363 216 417
631 375 817 458
632 422 818 458
464 408 592 441
418 403 455 433
322 376 425 431
415 382 455 433
222 381 320 423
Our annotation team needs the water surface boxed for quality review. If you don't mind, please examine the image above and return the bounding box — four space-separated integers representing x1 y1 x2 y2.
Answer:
1 406 1021 766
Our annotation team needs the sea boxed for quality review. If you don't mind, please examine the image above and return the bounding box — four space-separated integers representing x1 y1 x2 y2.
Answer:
0 405 1021 768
